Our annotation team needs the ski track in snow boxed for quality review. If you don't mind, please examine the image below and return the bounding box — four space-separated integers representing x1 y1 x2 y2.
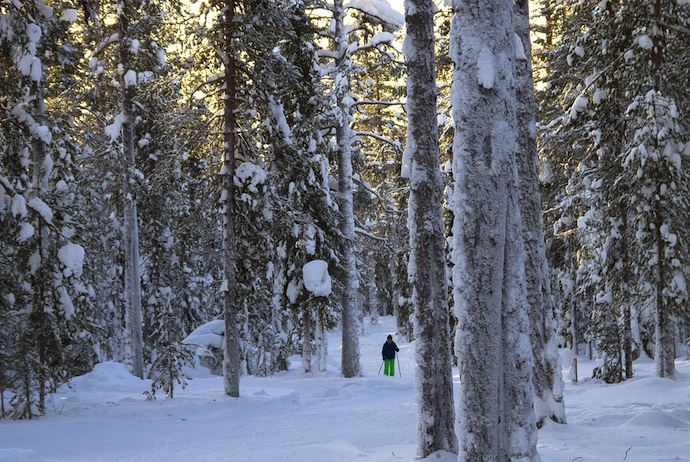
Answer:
1 316 690 461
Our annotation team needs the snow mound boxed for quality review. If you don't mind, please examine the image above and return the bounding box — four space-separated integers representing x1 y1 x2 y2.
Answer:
183 319 225 349
623 410 687 428
67 362 147 393
303 260 332 297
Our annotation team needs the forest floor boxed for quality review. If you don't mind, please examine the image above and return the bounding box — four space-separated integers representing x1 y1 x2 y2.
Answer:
1 316 690 462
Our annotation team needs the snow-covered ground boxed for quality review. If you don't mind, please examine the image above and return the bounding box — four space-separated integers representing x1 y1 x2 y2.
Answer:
1 316 690 462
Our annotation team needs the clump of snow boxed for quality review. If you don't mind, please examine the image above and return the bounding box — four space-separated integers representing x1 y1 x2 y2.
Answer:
124 69 137 87
476 46 496 89
367 31 395 47
28 197 53 223
345 0 404 29
25 23 42 54
302 260 332 297
105 114 126 141
17 222 35 242
183 319 225 349
11 194 28 217
234 162 267 193
61 9 78 22
570 95 588 120
58 242 85 277
514 33 527 61
58 286 75 319
286 280 303 304
130 39 140 54
593 88 606 105
637 35 653 50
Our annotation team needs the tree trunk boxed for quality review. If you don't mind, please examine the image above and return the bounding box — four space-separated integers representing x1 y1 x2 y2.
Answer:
334 0 360 378
654 202 675 378
570 250 579 355
222 0 241 397
450 1 539 460
118 0 144 379
620 210 634 379
368 259 379 325
302 308 312 374
650 0 675 380
404 0 458 457
513 0 566 426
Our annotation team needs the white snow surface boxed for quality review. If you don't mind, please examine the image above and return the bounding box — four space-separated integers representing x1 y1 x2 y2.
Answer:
302 259 333 297
3 317 690 461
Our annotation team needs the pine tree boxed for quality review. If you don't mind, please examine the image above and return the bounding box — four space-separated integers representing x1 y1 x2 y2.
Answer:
0 0 88 417
450 0 539 459
514 0 565 424
404 0 457 456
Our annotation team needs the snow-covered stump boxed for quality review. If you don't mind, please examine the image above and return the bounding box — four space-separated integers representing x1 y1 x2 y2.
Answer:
404 0 458 457
513 0 566 426
450 0 540 460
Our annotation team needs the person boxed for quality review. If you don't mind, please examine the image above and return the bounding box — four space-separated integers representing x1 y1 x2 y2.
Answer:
381 335 399 376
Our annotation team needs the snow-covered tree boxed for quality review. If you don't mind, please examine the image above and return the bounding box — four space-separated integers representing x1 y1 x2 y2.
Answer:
0 0 88 417
513 0 565 425
450 0 539 459
403 0 457 457
536 0 690 381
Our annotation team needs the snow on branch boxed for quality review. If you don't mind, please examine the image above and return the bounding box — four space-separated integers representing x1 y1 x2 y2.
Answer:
351 99 405 108
354 130 402 151
354 227 387 242
345 0 404 29
91 33 120 57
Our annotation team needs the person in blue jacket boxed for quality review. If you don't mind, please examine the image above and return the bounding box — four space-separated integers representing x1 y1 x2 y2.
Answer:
381 335 400 376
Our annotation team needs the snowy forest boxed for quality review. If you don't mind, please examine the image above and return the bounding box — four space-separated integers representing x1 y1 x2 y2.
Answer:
2 0 690 461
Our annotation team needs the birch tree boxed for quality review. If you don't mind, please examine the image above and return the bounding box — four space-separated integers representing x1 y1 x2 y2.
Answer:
404 0 457 457
513 0 565 426
450 0 539 459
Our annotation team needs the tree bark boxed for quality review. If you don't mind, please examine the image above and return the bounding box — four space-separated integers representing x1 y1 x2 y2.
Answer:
334 0 360 378
404 0 458 457
222 0 241 397
118 0 144 379
513 0 566 426
451 0 539 460
620 210 634 379
302 308 312 374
